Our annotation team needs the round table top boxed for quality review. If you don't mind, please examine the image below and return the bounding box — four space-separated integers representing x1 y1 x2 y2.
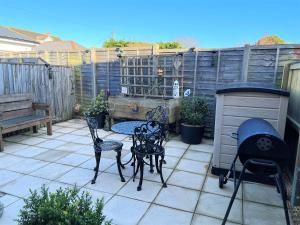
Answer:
111 120 147 135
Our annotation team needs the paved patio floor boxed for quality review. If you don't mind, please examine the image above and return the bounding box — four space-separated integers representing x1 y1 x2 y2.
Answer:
0 119 287 225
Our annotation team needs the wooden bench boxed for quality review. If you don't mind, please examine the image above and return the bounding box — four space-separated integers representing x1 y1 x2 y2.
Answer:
0 94 52 151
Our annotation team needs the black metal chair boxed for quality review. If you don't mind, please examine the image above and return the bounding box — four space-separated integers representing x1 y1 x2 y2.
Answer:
85 115 125 184
145 106 168 171
133 121 167 191
145 106 168 125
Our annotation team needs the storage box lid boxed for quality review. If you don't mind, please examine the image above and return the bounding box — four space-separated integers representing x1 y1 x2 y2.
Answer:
216 83 289 97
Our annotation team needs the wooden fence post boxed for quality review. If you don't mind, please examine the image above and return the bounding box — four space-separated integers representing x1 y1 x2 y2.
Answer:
241 44 251 82
91 48 97 99
193 51 198 96
273 46 280 84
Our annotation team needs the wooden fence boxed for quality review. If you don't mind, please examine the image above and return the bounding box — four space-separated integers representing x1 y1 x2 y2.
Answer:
1 44 300 135
0 62 75 122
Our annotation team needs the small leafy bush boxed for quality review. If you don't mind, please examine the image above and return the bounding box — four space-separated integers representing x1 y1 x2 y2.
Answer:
86 90 108 116
17 186 112 225
180 96 209 126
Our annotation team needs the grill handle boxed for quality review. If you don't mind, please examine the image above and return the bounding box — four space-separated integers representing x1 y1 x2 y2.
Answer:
231 133 238 139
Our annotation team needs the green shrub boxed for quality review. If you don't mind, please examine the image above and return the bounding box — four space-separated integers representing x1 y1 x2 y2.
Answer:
85 90 108 116
180 96 209 126
17 186 112 225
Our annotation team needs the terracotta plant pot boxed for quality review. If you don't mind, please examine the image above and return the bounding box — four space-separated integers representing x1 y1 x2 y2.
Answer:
181 123 205 144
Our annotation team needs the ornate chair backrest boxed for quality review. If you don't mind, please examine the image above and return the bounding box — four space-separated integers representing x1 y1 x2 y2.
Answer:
133 121 165 154
145 106 168 125
85 114 102 144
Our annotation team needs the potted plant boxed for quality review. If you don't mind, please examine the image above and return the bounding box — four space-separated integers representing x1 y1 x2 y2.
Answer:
180 96 209 144
18 186 112 225
86 90 108 129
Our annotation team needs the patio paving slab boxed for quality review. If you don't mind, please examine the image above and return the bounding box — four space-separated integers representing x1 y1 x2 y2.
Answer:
243 182 283 207
2 143 29 153
7 158 49 174
203 175 242 199
0 175 49 198
56 153 91 166
80 157 116 171
164 147 186 157
183 150 212 163
19 136 47 145
0 194 20 208
34 150 70 162
165 140 189 149
36 139 66 149
80 187 113 204
167 170 205 190
139 204 193 225
191 214 240 225
176 158 209 174
57 167 94 187
0 199 24 225
162 155 180 169
118 180 162 202
55 127 78 134
188 144 213 153
195 192 242 224
85 172 127 194
0 154 25 169
103 196 150 225
243 201 286 225
12 146 49 158
30 163 73 180
154 185 199 212
0 170 22 186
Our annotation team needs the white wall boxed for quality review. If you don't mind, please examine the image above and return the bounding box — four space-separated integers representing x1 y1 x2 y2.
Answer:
0 38 38 52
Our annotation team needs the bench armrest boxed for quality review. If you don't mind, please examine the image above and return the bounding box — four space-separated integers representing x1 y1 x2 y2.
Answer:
32 103 51 116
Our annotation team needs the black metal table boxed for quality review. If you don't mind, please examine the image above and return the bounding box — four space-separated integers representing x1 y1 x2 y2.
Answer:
111 121 146 167
111 120 160 168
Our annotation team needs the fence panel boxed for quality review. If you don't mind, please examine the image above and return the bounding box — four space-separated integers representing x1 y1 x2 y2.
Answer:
0 62 75 122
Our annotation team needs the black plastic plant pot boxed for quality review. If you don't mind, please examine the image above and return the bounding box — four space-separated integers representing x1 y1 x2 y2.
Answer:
181 123 205 144
94 113 106 129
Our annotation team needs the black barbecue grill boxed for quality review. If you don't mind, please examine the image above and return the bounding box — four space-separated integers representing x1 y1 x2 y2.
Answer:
219 118 291 225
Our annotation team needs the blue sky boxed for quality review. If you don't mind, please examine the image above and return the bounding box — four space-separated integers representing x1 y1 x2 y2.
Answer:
0 0 299 48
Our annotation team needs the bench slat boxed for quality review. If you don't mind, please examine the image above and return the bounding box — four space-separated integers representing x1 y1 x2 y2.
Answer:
0 94 32 103
2 108 33 120
0 100 32 112
1 115 49 129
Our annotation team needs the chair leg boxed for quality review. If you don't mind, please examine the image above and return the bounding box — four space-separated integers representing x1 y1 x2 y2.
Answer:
155 155 160 173
159 154 167 188
276 165 291 225
137 158 144 191
92 151 101 184
133 155 137 182
33 126 38 133
149 155 154 173
222 160 248 225
116 151 125 182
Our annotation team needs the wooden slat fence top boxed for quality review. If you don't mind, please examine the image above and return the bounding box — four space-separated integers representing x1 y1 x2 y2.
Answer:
0 93 32 103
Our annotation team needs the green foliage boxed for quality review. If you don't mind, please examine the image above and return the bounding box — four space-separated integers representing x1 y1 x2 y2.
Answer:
17 186 112 225
103 38 129 48
158 41 182 49
257 35 286 45
86 90 108 116
180 96 209 126
102 38 182 49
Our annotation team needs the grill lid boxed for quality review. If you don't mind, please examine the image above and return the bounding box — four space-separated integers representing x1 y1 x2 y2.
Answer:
237 118 290 174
